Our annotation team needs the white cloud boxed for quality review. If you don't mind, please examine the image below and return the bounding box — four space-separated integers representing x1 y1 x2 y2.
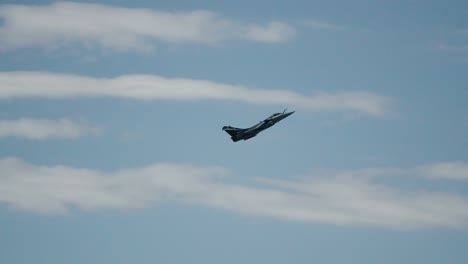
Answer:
304 161 468 183
257 176 468 229
0 71 391 116
244 22 296 43
0 157 228 213
0 2 294 51
298 20 370 34
419 162 468 180
341 162 468 181
0 118 100 140
300 20 346 31
1 157 468 229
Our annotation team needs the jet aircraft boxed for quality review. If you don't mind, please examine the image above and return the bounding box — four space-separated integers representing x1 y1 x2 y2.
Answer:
222 109 295 142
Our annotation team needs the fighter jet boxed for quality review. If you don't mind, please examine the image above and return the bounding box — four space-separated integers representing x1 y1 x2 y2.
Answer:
222 109 295 142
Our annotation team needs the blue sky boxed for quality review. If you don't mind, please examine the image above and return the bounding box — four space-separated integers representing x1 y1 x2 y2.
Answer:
1 1 468 263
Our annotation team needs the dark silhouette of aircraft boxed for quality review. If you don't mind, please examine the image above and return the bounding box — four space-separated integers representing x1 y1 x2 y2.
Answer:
222 110 295 142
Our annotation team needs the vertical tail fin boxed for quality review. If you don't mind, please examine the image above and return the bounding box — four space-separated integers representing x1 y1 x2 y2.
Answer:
222 126 254 142
222 126 241 137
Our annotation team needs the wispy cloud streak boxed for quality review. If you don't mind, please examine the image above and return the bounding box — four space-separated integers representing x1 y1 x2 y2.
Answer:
1 158 467 229
340 162 468 181
419 162 468 180
0 2 295 51
0 71 391 116
244 22 296 42
300 20 347 31
0 118 100 140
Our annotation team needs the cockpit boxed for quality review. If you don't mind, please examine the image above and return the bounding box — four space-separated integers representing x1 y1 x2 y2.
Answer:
265 109 289 121
266 113 281 119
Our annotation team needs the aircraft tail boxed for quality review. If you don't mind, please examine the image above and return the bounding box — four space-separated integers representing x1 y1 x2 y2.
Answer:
222 126 241 137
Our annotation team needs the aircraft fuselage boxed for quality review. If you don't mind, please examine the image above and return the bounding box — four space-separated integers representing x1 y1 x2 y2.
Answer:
222 110 294 142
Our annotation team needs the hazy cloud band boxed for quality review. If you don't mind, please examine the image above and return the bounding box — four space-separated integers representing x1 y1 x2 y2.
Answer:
1 158 467 229
0 118 100 140
0 71 391 116
0 1 295 51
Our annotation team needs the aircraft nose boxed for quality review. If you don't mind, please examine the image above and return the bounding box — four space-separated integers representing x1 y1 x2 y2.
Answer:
277 111 294 120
